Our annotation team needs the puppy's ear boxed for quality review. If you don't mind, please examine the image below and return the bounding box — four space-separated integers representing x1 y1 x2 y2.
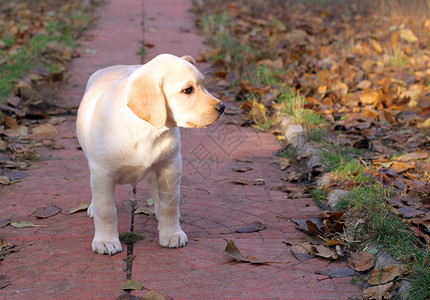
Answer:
127 74 167 129
181 55 196 65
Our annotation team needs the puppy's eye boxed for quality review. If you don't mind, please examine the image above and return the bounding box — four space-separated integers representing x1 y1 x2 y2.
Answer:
182 86 194 94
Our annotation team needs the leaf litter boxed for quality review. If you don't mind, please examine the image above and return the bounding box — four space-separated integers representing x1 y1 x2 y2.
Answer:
194 1 430 296
224 239 289 264
30 203 62 219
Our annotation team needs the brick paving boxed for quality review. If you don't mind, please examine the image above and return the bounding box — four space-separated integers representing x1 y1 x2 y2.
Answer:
0 0 362 299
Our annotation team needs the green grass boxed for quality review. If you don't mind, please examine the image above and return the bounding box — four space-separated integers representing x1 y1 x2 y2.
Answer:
0 10 94 104
246 64 284 87
119 232 144 244
306 127 327 142
407 268 430 300
315 145 430 299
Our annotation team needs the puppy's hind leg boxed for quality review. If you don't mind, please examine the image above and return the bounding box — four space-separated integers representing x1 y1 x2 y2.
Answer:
146 170 160 220
90 168 122 255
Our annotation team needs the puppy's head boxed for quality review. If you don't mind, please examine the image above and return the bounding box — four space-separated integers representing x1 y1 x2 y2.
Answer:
127 54 224 129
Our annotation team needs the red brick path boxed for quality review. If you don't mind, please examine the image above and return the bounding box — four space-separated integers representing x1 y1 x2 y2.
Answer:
0 0 362 299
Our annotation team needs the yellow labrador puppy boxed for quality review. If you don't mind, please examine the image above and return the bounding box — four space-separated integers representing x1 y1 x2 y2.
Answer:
76 54 224 255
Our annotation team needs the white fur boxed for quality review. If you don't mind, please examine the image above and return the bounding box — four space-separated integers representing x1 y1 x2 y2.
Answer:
76 54 223 255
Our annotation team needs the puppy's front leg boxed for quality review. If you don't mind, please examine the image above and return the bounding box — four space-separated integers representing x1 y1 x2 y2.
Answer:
155 157 187 248
90 169 122 255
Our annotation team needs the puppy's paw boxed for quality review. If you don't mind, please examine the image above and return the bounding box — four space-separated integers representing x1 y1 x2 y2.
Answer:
159 229 187 248
87 202 94 218
92 237 122 255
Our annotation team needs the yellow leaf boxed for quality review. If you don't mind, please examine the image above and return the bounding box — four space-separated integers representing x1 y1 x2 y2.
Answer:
399 29 418 43
32 123 57 139
280 157 290 170
68 203 90 214
317 85 327 94
371 40 383 53
421 118 430 128
359 91 381 105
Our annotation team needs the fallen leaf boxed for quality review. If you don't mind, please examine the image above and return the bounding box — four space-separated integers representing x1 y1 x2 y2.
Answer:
32 123 57 139
423 197 430 209
390 161 415 173
316 267 356 278
396 151 428 162
68 203 90 214
0 176 10 185
325 239 343 247
0 240 14 251
31 203 62 219
10 221 46 228
280 157 290 170
399 28 418 43
397 207 425 218
313 244 339 260
363 282 394 300
134 206 155 215
356 80 372 90
0 139 7 151
146 198 154 206
291 243 315 261
225 239 289 264
225 239 266 264
368 265 403 285
306 220 326 235
360 91 381 105
235 221 267 233
3 115 18 129
142 290 167 300
348 251 375 272
291 218 325 233
228 178 264 185
410 214 430 232
232 165 253 172
119 280 144 290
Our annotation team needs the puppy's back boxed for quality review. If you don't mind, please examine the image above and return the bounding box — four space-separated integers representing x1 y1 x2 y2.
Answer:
77 65 140 152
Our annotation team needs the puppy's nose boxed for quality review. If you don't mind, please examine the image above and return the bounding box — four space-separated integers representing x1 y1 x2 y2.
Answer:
215 102 225 114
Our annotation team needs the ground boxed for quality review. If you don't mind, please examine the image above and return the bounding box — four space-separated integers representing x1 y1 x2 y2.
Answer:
0 0 362 298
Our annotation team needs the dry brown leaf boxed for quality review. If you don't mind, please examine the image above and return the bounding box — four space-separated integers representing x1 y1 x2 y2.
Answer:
3 115 18 129
368 265 403 285
313 244 339 260
68 203 90 214
235 221 267 233
390 161 415 173
225 239 289 264
399 29 418 43
316 267 356 278
142 290 166 300
232 165 253 172
360 91 382 105
363 282 394 300
291 242 315 261
134 206 155 215
224 239 266 264
32 123 57 139
396 151 428 162
31 203 62 219
348 251 375 272
280 157 290 170
0 176 10 185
